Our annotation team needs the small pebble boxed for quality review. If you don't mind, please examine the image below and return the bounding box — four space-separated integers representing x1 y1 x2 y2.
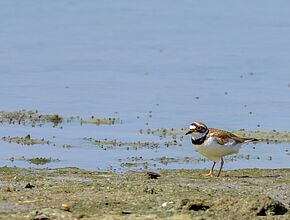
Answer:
61 203 70 211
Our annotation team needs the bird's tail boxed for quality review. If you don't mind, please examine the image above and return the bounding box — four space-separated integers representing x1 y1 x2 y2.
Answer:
243 138 259 143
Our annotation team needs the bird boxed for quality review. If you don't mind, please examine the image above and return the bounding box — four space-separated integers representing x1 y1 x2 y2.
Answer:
185 122 258 177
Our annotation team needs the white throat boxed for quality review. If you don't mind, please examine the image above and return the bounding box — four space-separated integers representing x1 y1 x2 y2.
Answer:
191 130 208 141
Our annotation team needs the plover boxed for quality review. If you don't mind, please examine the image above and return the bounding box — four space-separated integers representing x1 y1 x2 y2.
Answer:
185 122 258 177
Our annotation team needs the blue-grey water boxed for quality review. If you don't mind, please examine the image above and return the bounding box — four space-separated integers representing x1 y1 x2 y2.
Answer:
0 1 289 171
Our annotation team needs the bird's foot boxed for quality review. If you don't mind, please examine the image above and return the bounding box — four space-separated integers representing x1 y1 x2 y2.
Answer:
202 173 213 177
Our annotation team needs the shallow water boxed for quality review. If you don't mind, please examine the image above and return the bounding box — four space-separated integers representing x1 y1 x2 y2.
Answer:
0 1 289 171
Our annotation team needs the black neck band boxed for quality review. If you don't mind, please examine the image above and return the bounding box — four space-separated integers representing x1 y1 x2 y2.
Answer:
191 130 208 145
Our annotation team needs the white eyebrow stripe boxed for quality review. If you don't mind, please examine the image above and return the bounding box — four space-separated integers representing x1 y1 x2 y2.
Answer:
190 125 196 129
194 122 203 127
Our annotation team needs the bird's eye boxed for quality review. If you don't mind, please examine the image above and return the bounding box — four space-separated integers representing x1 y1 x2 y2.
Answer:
196 126 201 130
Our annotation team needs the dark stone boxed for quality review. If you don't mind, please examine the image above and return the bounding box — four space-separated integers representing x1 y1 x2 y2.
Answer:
187 203 210 211
147 172 160 179
25 183 35 189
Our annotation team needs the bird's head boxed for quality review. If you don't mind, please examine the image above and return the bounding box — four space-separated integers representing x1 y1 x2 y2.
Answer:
185 122 208 139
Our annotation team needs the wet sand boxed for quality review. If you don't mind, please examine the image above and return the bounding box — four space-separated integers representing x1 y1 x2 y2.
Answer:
0 167 289 219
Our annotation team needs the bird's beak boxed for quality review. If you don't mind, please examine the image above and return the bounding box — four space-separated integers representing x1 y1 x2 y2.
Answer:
185 130 193 135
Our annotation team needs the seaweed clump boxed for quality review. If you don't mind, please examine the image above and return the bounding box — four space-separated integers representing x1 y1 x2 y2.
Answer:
0 110 62 126
2 135 49 145
80 116 121 126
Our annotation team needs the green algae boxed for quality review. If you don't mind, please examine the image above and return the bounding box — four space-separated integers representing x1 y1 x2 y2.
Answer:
80 116 121 126
0 167 288 219
148 128 187 139
47 114 62 125
83 138 159 150
0 110 62 126
83 137 183 150
27 157 60 165
1 135 49 145
0 110 122 127
121 154 256 168
7 156 60 165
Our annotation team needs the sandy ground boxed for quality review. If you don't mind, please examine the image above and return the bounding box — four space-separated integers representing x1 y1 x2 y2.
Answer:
0 167 289 219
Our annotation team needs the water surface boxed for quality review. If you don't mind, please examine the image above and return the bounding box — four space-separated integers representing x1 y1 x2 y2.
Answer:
0 0 289 171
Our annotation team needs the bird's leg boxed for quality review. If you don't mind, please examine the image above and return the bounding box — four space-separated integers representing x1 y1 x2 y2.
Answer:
202 161 216 177
217 157 224 177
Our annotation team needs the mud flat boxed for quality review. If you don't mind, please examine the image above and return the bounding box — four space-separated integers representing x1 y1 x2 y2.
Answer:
0 167 288 219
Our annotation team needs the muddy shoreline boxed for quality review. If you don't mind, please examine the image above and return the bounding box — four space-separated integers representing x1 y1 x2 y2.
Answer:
0 110 289 219
0 167 289 219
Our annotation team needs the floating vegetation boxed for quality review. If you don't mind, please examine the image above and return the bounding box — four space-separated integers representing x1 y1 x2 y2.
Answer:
80 116 121 126
62 144 77 149
27 157 60 165
0 110 123 127
147 127 290 143
119 154 256 168
83 138 159 150
48 114 62 125
144 128 186 139
2 135 49 145
152 157 180 165
150 155 251 166
120 162 149 169
84 137 180 150
0 110 62 126
9 156 60 165
123 156 144 162
232 130 290 143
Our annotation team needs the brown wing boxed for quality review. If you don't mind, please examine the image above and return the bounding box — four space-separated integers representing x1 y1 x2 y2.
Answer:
209 128 245 145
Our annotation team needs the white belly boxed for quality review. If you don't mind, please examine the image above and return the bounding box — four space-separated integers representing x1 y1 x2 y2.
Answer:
193 136 241 162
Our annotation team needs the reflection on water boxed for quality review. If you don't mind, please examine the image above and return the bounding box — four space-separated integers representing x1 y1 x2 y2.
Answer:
0 1 289 171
